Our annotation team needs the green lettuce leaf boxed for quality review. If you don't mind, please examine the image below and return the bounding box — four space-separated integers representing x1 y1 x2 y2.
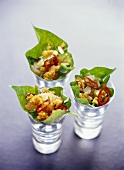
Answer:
80 68 89 77
33 26 68 48
63 98 71 109
42 110 77 124
70 86 90 105
11 85 76 124
71 86 80 98
58 52 74 74
103 75 110 84
75 74 83 79
42 110 67 124
49 86 65 99
70 81 76 86
109 88 114 97
90 67 116 79
80 67 116 79
76 97 89 105
25 26 74 79
11 85 39 111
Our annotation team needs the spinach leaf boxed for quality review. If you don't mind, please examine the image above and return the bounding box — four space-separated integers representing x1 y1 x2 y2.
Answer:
76 97 89 105
71 86 80 98
64 98 71 109
70 86 89 105
33 26 68 48
49 86 67 100
11 85 38 111
89 67 116 79
42 110 77 124
80 68 89 77
80 67 116 79
103 75 110 84
25 26 74 79
75 74 83 79
70 81 76 86
12 85 76 124
109 88 114 97
42 110 67 124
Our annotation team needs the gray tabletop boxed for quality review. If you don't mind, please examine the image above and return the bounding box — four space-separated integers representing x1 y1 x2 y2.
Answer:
0 0 124 170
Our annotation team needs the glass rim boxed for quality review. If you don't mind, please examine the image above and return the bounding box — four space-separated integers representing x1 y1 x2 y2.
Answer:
34 73 68 83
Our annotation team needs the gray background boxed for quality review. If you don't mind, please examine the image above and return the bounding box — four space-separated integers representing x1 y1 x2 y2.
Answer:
0 0 124 170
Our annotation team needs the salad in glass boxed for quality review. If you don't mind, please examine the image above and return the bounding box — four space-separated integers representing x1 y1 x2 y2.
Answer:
70 67 116 107
25 26 74 80
12 85 76 124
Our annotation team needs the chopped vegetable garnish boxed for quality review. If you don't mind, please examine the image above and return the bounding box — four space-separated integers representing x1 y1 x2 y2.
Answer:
84 77 98 89
12 86 77 124
98 87 111 106
70 67 116 107
25 26 75 80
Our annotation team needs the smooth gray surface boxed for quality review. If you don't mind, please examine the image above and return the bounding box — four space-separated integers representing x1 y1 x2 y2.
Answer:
0 1 124 170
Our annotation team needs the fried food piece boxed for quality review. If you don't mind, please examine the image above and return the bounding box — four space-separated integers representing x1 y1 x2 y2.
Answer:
25 95 43 111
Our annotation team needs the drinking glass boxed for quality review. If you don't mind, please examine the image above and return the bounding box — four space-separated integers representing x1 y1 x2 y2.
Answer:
35 74 70 88
29 115 66 154
71 81 115 139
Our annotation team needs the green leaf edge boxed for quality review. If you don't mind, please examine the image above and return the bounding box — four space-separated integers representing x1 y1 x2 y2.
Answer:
11 85 76 124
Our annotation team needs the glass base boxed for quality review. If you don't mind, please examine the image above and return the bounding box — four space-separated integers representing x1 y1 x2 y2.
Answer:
32 137 61 154
74 121 102 139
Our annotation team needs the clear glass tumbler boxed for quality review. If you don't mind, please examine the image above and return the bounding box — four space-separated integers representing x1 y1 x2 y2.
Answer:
35 74 70 88
29 115 66 154
72 81 115 139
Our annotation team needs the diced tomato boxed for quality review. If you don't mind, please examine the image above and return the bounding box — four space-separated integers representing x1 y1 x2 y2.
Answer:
98 87 111 106
48 112 52 116
36 99 50 113
44 55 58 68
58 105 68 110
25 93 34 100
84 77 98 89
